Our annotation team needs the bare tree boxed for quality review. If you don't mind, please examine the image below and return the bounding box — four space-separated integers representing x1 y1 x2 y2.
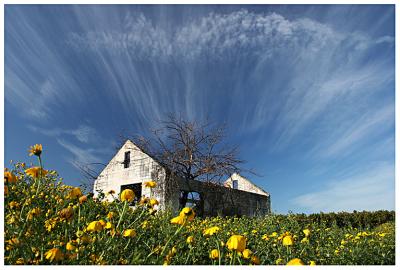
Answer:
134 114 248 185
130 114 255 215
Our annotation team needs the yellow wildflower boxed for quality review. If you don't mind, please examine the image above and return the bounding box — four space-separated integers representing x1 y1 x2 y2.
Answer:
171 207 196 225
144 181 157 188
303 229 311 237
123 229 136 238
187 236 194 244
25 167 48 178
170 215 185 225
4 171 17 183
180 207 195 221
203 226 220 236
276 258 284 265
4 186 8 196
262 234 269 240
287 258 305 265
301 237 309 244
68 187 82 199
28 144 42 156
139 197 149 205
310 261 316 266
105 222 114 229
120 189 135 202
141 220 149 229
8 201 20 209
98 219 106 227
270 232 278 237
66 242 76 251
86 221 103 232
283 235 294 246
27 207 41 220
15 258 24 265
209 249 219 259
44 217 58 232
59 207 74 221
45 248 63 262
149 198 159 206
107 212 114 219
226 235 246 252
242 249 253 259
79 195 87 204
7 238 20 247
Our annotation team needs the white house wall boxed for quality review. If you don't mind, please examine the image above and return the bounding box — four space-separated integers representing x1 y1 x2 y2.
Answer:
93 140 166 207
224 173 269 196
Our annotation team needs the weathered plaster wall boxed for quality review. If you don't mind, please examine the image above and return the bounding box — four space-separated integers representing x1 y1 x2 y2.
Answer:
93 140 167 209
225 173 269 196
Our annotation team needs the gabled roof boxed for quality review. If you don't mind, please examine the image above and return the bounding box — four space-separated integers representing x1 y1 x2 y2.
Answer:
225 172 269 196
96 139 167 179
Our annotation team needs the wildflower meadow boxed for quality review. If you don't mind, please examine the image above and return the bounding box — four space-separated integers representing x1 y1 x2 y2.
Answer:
4 145 395 265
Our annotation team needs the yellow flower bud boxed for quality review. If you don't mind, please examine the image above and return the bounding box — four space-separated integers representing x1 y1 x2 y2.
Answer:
287 258 304 265
120 189 135 202
123 229 136 238
226 235 246 252
209 249 219 259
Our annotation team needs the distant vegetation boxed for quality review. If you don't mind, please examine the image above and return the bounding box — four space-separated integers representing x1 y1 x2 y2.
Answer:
276 210 395 230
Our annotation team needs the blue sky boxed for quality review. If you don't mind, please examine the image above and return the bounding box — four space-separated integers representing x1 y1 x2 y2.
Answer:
4 5 395 214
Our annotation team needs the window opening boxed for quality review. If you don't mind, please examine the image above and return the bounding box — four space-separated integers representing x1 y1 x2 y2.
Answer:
123 151 131 168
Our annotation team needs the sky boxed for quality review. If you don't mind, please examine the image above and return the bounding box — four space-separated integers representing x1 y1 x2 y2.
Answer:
4 4 395 214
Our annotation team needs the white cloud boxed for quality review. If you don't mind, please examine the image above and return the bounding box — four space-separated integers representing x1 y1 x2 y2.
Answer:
375 35 395 44
28 124 99 143
65 9 393 136
57 139 103 165
292 162 394 213
5 9 83 120
69 10 344 61
321 106 394 158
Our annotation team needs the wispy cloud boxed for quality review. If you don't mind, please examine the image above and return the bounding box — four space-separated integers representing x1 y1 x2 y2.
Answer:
66 9 394 140
57 139 104 166
29 124 100 143
69 11 342 61
5 8 83 121
292 162 395 213
318 106 394 158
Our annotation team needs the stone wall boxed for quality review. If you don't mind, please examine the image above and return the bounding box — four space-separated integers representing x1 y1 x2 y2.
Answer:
166 177 271 217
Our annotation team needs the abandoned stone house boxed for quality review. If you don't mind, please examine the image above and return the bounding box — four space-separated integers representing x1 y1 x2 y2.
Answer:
93 140 271 217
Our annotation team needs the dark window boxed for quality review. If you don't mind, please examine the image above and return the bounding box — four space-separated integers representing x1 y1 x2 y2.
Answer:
179 191 204 217
120 183 142 204
123 151 130 168
232 180 238 189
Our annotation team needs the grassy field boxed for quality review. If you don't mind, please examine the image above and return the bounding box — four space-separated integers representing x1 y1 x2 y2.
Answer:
4 146 395 265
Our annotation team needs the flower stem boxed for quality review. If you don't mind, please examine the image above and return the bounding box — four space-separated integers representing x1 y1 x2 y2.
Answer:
215 238 221 265
115 201 128 233
160 224 184 257
35 156 43 197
